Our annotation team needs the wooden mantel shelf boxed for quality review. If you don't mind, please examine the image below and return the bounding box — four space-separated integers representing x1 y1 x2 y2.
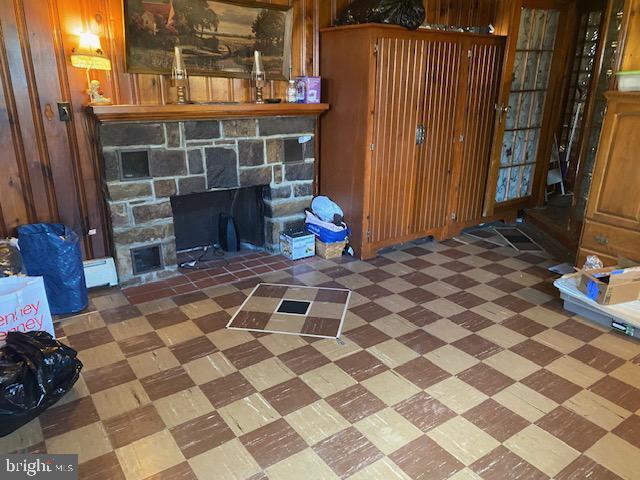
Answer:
87 102 330 123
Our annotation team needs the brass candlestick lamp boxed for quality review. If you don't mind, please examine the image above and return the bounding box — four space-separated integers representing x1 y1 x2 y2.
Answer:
172 45 190 104
252 50 265 104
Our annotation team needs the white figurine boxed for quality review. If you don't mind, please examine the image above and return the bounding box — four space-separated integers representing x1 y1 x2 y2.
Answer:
88 79 112 105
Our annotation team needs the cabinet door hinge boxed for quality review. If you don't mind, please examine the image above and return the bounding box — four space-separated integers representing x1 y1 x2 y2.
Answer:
370 143 375 151
451 212 457 221
366 229 371 241
373 42 379 55
467 49 472 58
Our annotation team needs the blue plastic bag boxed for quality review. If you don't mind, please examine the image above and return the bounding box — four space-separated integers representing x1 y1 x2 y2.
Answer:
17 224 88 315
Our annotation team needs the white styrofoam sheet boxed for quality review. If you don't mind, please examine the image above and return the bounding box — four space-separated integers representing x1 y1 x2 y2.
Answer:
553 274 640 328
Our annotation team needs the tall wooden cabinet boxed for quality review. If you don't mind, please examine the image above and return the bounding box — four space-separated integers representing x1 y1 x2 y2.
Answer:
577 92 640 266
320 25 505 258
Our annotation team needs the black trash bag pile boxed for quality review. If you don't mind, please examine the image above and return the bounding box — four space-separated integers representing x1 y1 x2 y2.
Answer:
336 0 426 30
18 223 88 315
0 331 82 437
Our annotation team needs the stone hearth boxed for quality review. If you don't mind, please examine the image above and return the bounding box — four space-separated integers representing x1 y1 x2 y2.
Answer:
98 116 316 284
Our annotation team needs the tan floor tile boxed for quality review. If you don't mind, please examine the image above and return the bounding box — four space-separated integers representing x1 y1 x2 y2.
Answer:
532 329 583 354
309 301 347 319
301 363 357 397
361 370 421 406
154 386 214 428
157 320 203 347
428 417 500 465
79 342 125 371
180 299 221 319
447 468 484 480
92 380 151 420
504 425 580 477
375 294 418 313
45 422 112 464
424 319 471 343
136 297 176 316
312 337 362 361
546 356 605 388
258 334 307 356
370 315 416 338
348 457 412 480
563 390 630 430
514 287 554 305
493 383 557 422
466 284 504 301
241 296 281 314
424 298 467 318
522 306 567 328
590 333 640 360
128 347 180 379
610 362 640 389
426 345 480 375
341 311 368 333
264 314 307 334
55 375 90 407
207 329 254 351
217 393 280 436
189 438 261 480
92 292 130 310
425 377 488 414
377 277 417 293
241 357 295 391
266 448 339 480
285 400 350 445
470 302 514 323
586 433 640 479
477 324 527 349
426 281 461 297
62 311 105 335
368 339 420 368
484 350 539 380
116 430 185 480
355 408 422 454
505 271 540 287
0 418 42 452
183 352 237 385
107 316 153 341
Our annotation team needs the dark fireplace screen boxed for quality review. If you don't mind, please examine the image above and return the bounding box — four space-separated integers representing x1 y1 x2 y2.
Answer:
171 186 266 252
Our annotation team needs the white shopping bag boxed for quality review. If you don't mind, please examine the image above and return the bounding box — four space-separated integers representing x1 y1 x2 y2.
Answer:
0 276 54 343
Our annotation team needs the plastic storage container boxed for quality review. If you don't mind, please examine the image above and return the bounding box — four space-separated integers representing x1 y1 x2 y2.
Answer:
616 70 640 91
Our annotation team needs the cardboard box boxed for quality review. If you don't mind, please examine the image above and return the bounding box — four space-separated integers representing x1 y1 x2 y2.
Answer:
577 266 640 305
296 76 321 104
280 230 315 260
315 238 346 260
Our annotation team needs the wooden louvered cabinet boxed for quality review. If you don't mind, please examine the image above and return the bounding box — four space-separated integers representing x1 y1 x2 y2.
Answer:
320 25 504 259
577 92 640 266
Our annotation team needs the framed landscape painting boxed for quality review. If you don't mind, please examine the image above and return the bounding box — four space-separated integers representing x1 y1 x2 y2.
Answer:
124 0 293 79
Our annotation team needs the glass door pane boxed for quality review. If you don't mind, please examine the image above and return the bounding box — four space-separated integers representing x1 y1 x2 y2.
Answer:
495 8 560 203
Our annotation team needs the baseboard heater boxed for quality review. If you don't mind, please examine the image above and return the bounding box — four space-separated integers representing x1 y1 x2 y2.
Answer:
83 257 118 288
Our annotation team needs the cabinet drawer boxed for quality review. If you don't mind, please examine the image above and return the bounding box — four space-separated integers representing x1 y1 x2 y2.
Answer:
581 220 640 262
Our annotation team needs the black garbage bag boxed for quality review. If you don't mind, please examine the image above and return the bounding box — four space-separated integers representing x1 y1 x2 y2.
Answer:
336 0 426 30
18 224 88 315
0 331 82 437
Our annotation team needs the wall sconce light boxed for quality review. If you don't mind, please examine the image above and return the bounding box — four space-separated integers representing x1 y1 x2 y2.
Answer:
71 32 112 105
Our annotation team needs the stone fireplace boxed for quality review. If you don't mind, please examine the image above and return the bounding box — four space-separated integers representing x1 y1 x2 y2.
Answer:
96 115 318 284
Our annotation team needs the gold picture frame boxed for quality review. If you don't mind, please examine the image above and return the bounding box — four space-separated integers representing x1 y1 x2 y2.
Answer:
123 0 293 80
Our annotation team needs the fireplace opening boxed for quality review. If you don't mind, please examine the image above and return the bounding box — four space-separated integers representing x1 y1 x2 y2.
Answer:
131 244 163 274
170 186 266 252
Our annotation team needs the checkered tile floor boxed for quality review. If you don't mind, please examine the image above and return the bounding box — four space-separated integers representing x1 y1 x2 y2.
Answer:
2 237 639 480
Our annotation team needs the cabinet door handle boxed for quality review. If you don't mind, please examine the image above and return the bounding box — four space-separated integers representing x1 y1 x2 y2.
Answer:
416 124 425 145
594 234 609 245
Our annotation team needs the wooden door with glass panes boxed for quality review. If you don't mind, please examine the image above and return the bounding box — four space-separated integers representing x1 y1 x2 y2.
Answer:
483 1 572 216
